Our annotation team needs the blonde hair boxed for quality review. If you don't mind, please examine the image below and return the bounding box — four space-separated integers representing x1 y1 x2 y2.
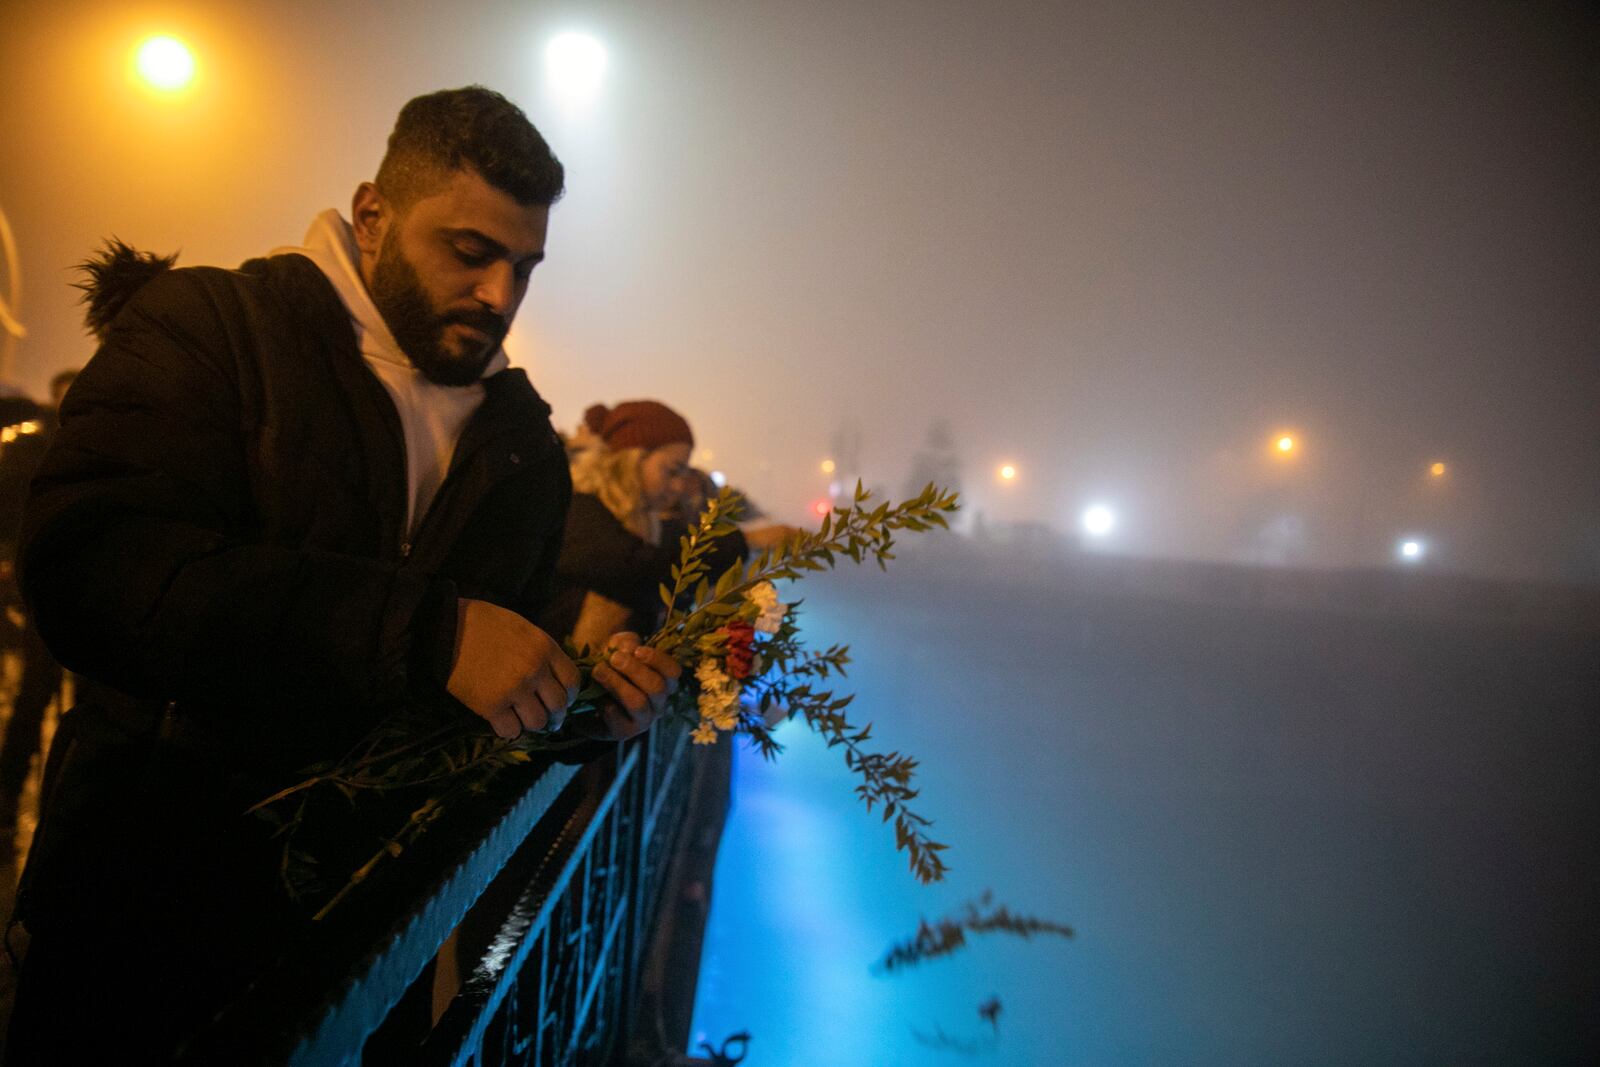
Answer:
569 443 659 543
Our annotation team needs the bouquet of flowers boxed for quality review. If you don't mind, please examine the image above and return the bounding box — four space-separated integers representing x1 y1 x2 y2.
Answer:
253 482 959 919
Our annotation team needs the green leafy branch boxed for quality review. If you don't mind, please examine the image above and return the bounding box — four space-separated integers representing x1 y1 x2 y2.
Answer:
737 624 950 884
662 483 960 884
250 482 959 914
874 890 1075 974
650 482 958 661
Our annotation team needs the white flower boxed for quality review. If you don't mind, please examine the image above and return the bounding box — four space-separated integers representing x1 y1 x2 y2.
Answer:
747 580 788 635
696 660 741 730
696 659 729 689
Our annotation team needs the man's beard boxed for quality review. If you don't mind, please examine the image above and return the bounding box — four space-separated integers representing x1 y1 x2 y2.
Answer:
369 237 507 386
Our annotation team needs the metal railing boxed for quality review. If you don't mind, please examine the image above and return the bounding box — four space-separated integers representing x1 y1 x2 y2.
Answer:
182 716 720 1066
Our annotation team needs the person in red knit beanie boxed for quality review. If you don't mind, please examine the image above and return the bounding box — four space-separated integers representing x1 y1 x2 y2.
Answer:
545 400 709 650
582 400 695 454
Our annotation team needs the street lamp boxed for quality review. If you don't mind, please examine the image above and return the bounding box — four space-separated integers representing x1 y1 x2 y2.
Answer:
1081 504 1115 537
1275 434 1296 455
998 463 1017 482
1429 461 1447 478
134 35 196 93
544 32 607 106
820 459 835 474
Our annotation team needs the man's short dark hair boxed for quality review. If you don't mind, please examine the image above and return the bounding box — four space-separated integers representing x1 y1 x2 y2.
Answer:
376 86 565 210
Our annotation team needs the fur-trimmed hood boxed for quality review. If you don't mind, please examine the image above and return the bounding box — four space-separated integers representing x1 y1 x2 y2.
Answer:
74 239 178 341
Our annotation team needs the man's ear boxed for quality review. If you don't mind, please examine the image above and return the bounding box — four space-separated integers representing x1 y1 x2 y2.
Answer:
351 182 390 258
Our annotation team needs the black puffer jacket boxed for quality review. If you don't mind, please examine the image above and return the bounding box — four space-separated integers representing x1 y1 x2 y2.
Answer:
16 250 570 933
23 251 570 762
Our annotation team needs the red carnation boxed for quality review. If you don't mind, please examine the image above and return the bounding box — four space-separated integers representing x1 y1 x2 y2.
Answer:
722 620 756 680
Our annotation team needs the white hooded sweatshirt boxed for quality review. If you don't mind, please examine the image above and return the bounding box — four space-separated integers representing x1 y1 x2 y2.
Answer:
275 210 510 543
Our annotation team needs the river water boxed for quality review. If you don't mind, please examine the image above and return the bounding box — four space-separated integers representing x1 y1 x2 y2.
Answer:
690 546 1599 1065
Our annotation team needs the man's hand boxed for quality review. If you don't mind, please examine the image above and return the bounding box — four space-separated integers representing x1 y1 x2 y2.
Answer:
447 598 580 739
592 631 681 740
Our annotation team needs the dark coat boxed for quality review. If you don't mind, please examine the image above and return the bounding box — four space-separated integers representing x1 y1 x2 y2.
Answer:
22 256 570 771
9 250 571 1057
541 493 683 640
540 492 748 643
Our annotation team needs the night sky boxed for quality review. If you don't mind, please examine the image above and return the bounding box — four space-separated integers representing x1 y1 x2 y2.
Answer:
2 1 1595 579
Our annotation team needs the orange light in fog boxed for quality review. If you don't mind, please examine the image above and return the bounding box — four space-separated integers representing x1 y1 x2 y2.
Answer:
135 35 196 92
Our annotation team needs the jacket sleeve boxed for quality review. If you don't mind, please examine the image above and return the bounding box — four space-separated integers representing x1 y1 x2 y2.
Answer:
17 269 456 710
554 494 678 616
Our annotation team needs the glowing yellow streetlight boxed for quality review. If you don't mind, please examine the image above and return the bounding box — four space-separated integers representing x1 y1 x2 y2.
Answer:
1429 461 1447 478
135 35 196 93
820 459 836 474
998 463 1017 482
545 32 607 108
1275 435 1296 455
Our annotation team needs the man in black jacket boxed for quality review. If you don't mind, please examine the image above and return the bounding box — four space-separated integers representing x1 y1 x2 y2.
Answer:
7 86 678 1060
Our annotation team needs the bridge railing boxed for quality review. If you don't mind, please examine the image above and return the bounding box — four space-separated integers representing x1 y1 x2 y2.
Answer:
181 716 725 1066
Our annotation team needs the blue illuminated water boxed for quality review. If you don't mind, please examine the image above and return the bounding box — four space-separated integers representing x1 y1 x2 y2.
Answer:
690 550 1599 1065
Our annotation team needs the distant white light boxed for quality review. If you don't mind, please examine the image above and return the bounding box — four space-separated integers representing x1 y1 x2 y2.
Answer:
709 470 726 489
1399 539 1424 561
1081 504 1116 537
544 32 607 102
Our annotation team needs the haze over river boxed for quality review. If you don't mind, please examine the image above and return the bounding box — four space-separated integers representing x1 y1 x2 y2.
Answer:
692 544 1598 1065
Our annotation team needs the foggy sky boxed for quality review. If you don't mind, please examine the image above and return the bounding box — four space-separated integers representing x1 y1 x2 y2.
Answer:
2 1 1595 580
